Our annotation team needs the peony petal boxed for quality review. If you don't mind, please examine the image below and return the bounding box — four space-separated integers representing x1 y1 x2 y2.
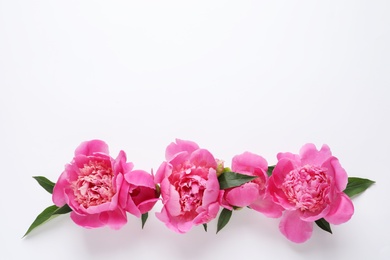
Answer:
70 212 104 228
113 150 134 176
300 143 332 167
99 209 128 230
163 179 182 217
325 193 354 225
225 183 259 207
52 170 70 207
231 152 268 176
190 149 217 169
201 168 220 207
74 140 109 157
165 139 199 161
279 210 313 243
155 162 168 184
250 193 284 218
277 152 301 164
322 157 348 192
124 170 155 188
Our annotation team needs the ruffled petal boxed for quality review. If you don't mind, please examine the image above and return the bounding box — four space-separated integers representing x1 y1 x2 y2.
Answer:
279 210 313 243
74 140 109 157
225 183 259 207
250 194 284 218
300 143 332 167
325 193 354 225
165 139 199 161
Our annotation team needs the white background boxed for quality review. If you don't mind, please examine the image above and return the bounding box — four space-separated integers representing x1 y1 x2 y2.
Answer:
1 1 389 259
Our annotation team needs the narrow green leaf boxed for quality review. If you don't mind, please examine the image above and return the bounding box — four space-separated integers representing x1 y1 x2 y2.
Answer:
344 177 375 198
33 176 55 194
23 205 58 237
218 172 257 190
141 212 148 229
266 166 275 177
202 223 207 232
315 218 332 234
23 204 72 237
53 204 72 215
216 208 233 233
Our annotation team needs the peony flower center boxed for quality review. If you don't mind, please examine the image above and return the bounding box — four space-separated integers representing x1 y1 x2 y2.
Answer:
171 162 208 214
72 160 115 208
177 175 206 212
282 165 331 212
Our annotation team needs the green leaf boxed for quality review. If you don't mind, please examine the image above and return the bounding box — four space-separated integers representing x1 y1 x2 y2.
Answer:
202 223 207 232
218 172 257 190
267 166 275 177
141 213 148 229
344 177 375 198
53 204 72 215
216 208 232 233
33 176 55 194
23 204 72 237
315 218 332 234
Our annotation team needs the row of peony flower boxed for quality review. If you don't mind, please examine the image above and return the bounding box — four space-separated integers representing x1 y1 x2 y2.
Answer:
25 139 374 243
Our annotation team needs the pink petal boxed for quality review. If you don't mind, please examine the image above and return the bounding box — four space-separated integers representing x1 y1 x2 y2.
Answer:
74 140 109 157
70 212 104 228
279 210 313 243
190 149 217 169
165 139 199 161
300 143 332 167
225 183 259 207
277 152 301 164
250 194 284 218
322 157 348 192
52 170 70 207
232 151 268 175
98 209 128 230
201 168 220 207
325 193 354 224
124 170 155 188
154 162 170 184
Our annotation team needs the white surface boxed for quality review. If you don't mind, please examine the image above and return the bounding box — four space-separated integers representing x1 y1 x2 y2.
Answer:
1 1 389 259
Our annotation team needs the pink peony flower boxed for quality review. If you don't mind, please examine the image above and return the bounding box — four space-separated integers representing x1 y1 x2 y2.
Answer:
52 140 158 229
220 152 283 218
154 139 221 233
268 144 354 243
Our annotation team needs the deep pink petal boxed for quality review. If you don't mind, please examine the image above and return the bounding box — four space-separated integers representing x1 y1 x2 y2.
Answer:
232 152 268 176
300 204 330 222
225 183 259 207
113 150 134 176
325 193 354 224
74 140 109 157
165 139 199 161
277 152 301 164
155 162 170 184
52 170 70 207
201 168 219 207
70 212 104 228
250 193 284 218
322 157 348 192
279 210 313 243
300 143 332 167
163 179 182 217
98 208 128 230
193 201 220 225
137 198 159 214
190 149 217 169
124 170 155 188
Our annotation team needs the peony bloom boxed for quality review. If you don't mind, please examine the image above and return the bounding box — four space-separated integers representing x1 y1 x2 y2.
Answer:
53 140 158 229
220 152 283 218
268 144 354 243
155 139 220 233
